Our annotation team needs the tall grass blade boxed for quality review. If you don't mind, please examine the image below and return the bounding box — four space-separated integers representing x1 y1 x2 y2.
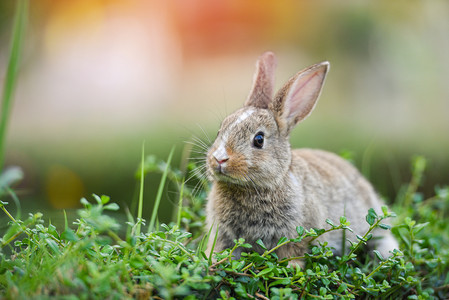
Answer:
136 142 145 236
63 210 68 230
0 0 29 171
124 206 135 240
208 224 219 265
148 147 175 232
176 180 185 228
197 222 215 260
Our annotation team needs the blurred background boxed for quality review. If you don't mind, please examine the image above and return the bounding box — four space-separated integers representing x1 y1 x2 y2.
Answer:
1 0 448 224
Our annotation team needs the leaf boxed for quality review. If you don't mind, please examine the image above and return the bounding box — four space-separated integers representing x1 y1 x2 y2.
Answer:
412 222 429 234
326 218 335 227
269 278 290 287
405 217 416 228
397 228 411 248
356 235 367 242
366 233 373 241
246 278 260 295
1 223 22 244
100 195 110 204
296 226 305 237
255 267 274 278
277 236 288 245
337 282 348 293
129 256 146 269
80 198 90 207
45 238 60 255
290 237 303 243
61 228 78 242
256 239 267 250
381 205 388 216
234 283 247 298
308 228 317 236
104 203 119 211
373 250 384 261
315 228 325 236
342 225 353 232
392 249 403 256
379 223 391 230
92 194 102 204
366 208 377 226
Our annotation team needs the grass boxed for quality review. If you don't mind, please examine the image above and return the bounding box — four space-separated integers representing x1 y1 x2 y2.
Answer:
0 154 448 299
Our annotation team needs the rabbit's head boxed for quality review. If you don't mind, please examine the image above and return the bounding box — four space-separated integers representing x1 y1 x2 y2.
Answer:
206 52 329 188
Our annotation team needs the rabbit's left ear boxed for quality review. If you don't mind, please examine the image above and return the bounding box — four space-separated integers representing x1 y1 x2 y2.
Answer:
244 51 277 109
271 61 329 135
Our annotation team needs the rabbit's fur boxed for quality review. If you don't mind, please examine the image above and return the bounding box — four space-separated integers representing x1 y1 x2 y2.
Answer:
205 52 398 263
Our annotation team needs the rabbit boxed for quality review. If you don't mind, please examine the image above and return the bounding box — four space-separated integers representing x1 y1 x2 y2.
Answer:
204 51 398 265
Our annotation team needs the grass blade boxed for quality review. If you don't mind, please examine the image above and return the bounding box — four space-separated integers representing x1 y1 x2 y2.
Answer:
0 0 29 171
176 179 185 228
63 210 68 230
208 224 219 265
124 206 135 239
136 142 145 236
148 147 175 232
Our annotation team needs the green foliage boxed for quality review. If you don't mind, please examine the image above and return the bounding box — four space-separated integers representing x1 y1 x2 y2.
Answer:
0 156 448 299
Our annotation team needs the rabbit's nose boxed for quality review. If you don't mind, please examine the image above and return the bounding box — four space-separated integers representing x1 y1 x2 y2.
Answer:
215 157 229 165
212 145 229 165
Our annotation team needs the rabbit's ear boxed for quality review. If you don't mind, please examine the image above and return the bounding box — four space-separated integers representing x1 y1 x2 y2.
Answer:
272 62 329 135
244 51 277 109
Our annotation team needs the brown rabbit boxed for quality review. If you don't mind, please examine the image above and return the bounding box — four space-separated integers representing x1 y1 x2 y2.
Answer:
205 52 398 264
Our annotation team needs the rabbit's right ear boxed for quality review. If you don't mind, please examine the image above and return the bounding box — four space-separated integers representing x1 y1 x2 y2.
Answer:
271 62 329 135
244 52 277 109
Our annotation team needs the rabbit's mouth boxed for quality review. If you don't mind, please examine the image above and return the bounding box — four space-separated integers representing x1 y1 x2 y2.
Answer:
214 173 244 185
212 168 252 186
213 167 233 181
211 166 239 183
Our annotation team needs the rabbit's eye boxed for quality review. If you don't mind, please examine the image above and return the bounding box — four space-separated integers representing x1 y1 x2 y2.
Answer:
253 132 264 149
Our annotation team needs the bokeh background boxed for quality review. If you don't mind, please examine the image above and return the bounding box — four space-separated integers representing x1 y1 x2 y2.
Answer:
1 0 448 224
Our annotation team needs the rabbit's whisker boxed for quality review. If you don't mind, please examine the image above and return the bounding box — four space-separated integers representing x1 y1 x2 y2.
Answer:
185 141 209 152
191 136 210 150
188 157 207 162
196 124 213 145
186 165 207 184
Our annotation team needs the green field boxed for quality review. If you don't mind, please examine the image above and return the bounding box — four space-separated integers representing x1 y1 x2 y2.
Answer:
1 154 448 299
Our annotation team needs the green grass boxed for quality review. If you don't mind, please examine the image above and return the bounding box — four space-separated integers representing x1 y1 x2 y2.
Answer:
0 155 448 299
